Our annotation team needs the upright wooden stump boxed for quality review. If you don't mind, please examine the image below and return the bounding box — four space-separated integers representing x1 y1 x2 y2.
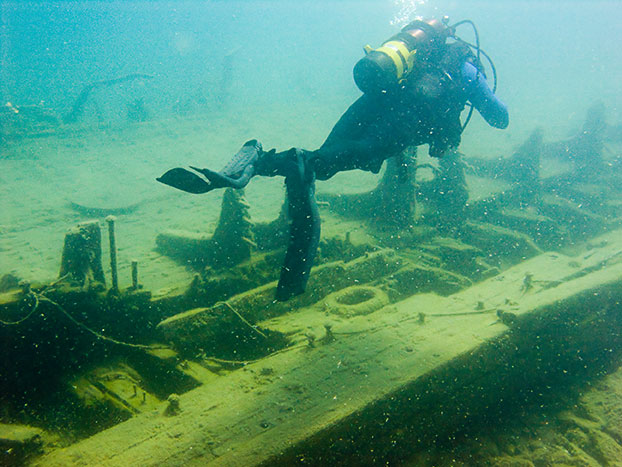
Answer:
210 188 255 268
59 221 105 287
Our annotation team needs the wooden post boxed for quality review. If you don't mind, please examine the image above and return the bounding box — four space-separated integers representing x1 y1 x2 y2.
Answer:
106 216 118 291
131 260 138 290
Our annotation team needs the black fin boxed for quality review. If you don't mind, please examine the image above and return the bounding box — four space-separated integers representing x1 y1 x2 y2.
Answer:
156 168 213 194
189 165 253 189
275 150 320 301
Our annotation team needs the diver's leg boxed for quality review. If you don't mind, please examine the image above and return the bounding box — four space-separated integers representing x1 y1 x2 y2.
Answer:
311 95 404 180
435 149 468 231
311 136 401 180
224 146 322 300
275 149 321 301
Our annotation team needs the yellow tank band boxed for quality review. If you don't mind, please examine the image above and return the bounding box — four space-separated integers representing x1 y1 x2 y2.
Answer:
376 45 404 78
390 41 417 75
377 40 414 78
385 40 410 63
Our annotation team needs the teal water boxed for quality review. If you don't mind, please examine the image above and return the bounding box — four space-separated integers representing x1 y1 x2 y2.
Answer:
1 1 622 465
2 1 620 136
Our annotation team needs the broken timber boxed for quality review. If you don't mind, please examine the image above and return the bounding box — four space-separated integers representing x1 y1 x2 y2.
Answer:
35 230 622 466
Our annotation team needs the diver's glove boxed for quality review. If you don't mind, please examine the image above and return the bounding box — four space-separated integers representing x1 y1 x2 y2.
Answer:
157 139 268 194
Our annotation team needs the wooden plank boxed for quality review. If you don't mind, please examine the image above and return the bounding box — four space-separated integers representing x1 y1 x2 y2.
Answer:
36 231 622 466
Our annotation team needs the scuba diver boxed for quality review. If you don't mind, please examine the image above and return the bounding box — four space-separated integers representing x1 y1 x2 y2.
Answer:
157 17 509 301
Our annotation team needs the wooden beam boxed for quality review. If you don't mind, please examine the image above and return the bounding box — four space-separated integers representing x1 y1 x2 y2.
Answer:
36 231 622 466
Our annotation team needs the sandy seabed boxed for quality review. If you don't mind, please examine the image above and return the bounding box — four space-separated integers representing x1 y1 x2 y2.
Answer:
0 100 518 296
0 104 342 295
4 101 622 466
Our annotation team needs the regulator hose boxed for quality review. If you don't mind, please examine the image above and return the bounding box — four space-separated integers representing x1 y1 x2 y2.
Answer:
451 19 499 131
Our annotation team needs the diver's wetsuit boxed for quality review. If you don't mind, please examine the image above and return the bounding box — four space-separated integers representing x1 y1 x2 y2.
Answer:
265 49 507 300
307 59 508 181
158 43 508 301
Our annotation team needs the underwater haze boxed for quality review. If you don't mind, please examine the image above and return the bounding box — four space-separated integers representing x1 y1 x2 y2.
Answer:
2 1 620 135
2 1 622 466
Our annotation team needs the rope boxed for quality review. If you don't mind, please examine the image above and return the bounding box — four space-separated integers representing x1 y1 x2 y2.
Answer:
37 295 168 350
46 275 166 349
0 292 40 326
417 308 499 318
218 301 268 339
0 282 167 350
204 343 306 366
0 274 74 326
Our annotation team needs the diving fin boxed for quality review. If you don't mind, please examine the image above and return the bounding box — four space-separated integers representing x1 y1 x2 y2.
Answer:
189 164 254 189
156 167 214 194
275 149 321 301
188 139 263 189
157 139 263 194
219 139 263 178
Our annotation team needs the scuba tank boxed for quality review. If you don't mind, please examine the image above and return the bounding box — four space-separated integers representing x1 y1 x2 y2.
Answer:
353 17 453 95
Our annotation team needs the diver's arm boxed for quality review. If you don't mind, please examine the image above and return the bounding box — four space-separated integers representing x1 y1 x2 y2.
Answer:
460 61 509 129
